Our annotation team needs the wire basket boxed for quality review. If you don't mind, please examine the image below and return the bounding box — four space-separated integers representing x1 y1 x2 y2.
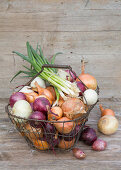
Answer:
5 64 99 151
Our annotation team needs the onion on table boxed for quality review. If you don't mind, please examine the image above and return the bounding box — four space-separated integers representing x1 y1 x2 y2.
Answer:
72 148 86 159
99 104 115 117
98 115 119 135
92 139 107 151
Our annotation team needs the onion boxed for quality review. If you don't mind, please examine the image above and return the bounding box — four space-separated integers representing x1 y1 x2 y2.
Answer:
80 127 97 145
9 92 26 107
99 104 115 117
44 122 56 134
83 89 98 105
35 81 54 101
32 139 49 150
25 123 43 140
98 115 119 135
12 100 32 123
48 106 63 121
36 95 52 105
72 148 86 159
33 97 50 113
54 117 75 134
76 59 97 90
30 77 46 88
29 111 46 128
24 92 39 103
46 86 56 101
92 139 107 151
63 125 80 141
62 98 86 120
19 86 33 93
76 81 86 96
58 138 75 149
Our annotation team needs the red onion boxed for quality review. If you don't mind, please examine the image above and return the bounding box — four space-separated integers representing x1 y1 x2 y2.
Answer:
92 139 107 151
9 92 26 107
29 111 46 128
65 70 77 82
76 81 86 96
33 97 50 113
80 127 97 145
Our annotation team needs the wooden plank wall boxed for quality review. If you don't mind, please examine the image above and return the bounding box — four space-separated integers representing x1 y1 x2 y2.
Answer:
0 0 121 169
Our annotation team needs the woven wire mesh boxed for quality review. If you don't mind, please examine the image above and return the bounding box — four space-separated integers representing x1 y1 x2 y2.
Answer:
5 64 99 151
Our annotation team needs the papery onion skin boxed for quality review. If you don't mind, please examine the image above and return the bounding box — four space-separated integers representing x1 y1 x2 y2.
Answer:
9 92 26 107
32 139 49 150
98 115 119 135
48 106 63 121
92 139 107 151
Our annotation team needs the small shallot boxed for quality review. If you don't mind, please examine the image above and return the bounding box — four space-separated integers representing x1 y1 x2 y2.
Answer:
92 139 107 151
72 148 86 159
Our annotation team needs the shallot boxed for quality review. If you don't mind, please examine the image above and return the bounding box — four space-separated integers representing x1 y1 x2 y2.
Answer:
99 104 115 117
92 139 107 151
72 148 86 159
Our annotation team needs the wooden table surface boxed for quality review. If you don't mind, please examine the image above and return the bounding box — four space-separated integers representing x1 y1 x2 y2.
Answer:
0 0 121 169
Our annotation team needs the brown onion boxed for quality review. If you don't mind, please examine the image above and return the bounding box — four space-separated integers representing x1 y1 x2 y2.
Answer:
54 117 75 134
99 104 115 117
76 59 97 90
58 138 75 149
62 98 86 120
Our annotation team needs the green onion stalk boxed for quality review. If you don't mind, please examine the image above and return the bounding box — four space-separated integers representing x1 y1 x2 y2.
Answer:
11 42 80 102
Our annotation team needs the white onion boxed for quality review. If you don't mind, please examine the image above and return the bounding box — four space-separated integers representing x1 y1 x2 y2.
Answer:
19 86 33 93
12 100 32 123
83 89 98 105
30 77 46 88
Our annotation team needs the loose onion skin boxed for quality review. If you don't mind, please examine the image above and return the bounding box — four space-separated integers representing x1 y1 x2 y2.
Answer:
99 104 115 117
9 92 26 107
98 115 119 135
58 138 75 149
54 117 75 134
76 59 97 90
92 139 107 151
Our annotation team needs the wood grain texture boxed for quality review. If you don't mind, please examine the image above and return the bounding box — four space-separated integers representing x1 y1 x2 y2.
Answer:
0 0 121 169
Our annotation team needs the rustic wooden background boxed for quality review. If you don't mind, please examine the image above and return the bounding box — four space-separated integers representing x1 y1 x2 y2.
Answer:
0 0 121 169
